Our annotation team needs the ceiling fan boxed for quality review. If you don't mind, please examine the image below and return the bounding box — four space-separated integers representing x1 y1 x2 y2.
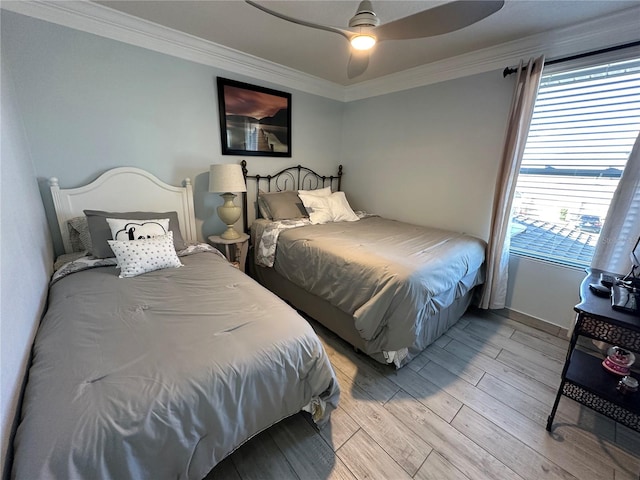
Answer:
245 0 505 79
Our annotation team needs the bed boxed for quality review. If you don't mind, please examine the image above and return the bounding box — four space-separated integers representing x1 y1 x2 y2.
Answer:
11 167 340 480
242 160 486 368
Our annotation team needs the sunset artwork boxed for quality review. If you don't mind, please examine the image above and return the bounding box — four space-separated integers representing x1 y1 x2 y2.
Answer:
217 78 291 157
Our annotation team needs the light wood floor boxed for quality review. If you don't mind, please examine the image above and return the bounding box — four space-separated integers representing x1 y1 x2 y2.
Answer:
206 309 640 480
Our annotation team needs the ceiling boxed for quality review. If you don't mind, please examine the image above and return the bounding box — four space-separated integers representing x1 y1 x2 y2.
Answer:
94 0 640 86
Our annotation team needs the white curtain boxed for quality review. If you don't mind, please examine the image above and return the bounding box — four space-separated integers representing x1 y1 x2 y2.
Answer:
479 55 545 309
591 132 640 276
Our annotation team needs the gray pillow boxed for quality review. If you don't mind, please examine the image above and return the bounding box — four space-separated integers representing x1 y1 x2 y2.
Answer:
67 216 93 253
259 190 307 220
256 194 272 220
84 210 187 258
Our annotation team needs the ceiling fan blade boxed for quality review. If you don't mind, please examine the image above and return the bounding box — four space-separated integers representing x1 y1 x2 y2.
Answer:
347 50 370 79
245 0 353 41
375 0 504 41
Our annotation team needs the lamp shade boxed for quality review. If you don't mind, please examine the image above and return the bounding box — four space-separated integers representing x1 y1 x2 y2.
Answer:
209 164 247 193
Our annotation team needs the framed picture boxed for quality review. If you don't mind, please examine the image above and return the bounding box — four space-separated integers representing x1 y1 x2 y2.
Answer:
217 77 292 157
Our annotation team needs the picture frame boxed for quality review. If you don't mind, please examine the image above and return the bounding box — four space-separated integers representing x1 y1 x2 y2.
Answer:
217 77 292 157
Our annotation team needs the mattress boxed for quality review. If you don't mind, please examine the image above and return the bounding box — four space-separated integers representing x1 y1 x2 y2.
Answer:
252 216 486 365
12 247 340 479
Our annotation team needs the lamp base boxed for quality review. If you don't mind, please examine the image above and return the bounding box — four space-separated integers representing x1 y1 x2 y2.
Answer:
217 193 242 240
220 227 242 240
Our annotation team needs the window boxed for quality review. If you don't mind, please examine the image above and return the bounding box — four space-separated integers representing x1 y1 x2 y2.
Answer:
510 55 640 268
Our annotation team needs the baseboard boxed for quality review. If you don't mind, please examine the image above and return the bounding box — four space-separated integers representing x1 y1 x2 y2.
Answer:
493 307 571 339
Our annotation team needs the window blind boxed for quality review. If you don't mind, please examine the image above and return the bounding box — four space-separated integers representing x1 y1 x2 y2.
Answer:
511 57 640 268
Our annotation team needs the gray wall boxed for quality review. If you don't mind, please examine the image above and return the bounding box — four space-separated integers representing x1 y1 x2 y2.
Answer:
1 11 345 255
0 50 54 476
341 70 511 241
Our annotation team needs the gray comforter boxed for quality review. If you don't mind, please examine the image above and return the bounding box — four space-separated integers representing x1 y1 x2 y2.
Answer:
253 216 486 364
12 249 339 480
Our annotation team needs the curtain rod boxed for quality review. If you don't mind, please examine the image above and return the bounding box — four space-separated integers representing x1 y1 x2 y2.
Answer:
502 40 640 77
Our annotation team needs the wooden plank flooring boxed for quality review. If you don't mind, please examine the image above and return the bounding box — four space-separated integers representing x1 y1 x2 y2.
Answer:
205 309 640 480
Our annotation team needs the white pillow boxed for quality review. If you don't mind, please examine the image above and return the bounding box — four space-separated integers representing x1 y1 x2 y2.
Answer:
108 232 183 278
106 218 170 241
298 191 359 224
298 186 332 197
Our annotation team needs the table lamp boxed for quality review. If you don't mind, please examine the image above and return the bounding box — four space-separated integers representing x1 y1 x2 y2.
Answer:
209 164 247 239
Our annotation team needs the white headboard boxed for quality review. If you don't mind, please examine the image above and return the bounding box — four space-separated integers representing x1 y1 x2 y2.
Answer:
50 167 197 254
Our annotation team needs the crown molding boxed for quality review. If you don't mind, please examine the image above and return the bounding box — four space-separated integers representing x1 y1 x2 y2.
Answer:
344 5 640 101
0 0 346 101
3 1 639 103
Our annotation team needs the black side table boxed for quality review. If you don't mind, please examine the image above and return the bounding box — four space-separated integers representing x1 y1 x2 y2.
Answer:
547 268 640 432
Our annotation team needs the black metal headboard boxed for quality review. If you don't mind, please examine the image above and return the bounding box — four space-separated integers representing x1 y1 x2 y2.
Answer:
241 159 343 233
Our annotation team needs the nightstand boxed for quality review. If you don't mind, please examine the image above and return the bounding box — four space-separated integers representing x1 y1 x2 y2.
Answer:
207 233 250 273
546 268 640 432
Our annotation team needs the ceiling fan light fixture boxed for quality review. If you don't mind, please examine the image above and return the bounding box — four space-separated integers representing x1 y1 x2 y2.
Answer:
350 34 376 50
245 0 505 78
